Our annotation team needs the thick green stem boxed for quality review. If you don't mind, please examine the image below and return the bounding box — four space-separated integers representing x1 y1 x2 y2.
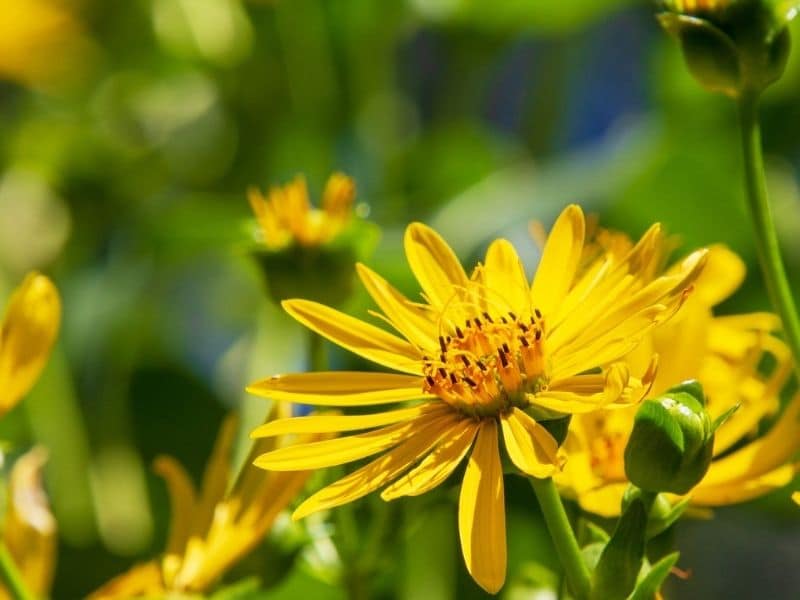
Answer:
530 478 591 600
0 542 35 600
738 93 800 379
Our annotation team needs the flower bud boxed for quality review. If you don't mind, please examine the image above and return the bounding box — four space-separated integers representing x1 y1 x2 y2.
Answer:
658 0 797 97
624 380 716 494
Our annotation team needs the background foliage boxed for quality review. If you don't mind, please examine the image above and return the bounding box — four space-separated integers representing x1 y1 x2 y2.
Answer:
2 0 800 598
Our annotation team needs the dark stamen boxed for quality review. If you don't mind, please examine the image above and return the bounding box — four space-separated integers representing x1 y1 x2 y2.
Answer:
498 348 508 367
463 376 477 387
534 308 542 319
439 336 447 353
461 355 471 366
455 326 464 339
519 336 530 347
438 367 447 378
483 311 494 323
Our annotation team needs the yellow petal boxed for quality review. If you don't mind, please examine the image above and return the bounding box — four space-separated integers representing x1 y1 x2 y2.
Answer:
691 464 797 505
254 410 449 471
381 419 478 500
152 456 198 556
404 222 469 308
500 408 559 478
483 239 531 315
576 483 628 518
356 263 437 351
793 491 800 506
87 561 164 600
247 371 431 406
530 205 585 318
458 420 506 594
3 447 56 597
282 299 422 374
684 244 745 307
251 404 438 438
293 414 460 519
0 272 60 416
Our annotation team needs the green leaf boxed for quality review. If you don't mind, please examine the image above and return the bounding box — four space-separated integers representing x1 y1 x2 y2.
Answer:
591 498 649 600
628 552 680 600
210 578 264 600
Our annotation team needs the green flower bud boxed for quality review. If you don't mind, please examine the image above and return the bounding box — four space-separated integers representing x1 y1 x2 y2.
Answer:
624 380 717 494
658 0 798 97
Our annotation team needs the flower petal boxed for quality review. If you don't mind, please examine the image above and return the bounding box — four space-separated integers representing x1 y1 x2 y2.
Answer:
282 299 422 374
381 419 478 500
247 371 431 406
254 411 450 471
500 408 560 478
459 420 506 594
530 205 585 318
251 404 438 438
483 239 531 316
404 222 469 308
0 273 60 416
356 263 437 351
153 456 198 555
292 414 459 519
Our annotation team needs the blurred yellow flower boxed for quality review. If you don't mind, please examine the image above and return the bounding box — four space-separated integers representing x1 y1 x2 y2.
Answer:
0 0 92 88
249 173 356 251
1 448 57 600
90 409 317 598
557 239 795 516
0 272 61 418
247 205 707 593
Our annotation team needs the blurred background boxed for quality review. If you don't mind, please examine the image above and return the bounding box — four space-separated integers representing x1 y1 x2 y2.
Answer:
2 0 800 598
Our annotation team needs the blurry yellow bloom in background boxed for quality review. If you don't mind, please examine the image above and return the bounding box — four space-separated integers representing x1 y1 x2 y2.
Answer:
0 272 61 419
0 0 93 89
557 238 796 516
247 205 707 593
1 448 57 600
249 173 356 251
90 407 317 598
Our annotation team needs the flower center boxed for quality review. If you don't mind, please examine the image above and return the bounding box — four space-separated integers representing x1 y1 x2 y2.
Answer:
422 309 548 417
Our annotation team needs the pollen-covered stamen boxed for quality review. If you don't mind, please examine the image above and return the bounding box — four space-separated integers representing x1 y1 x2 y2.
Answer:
422 309 549 415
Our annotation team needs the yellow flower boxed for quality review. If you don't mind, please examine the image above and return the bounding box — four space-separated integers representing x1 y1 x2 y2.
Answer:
556 241 795 516
90 409 317 598
249 173 356 251
0 0 91 88
1 448 57 600
247 205 707 593
0 272 61 418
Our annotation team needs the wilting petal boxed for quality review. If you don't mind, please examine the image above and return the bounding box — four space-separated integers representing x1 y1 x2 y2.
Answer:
500 408 560 478
381 419 478 500
251 404 438 438
0 273 60 416
404 223 469 308
283 299 422 374
530 205 585 318
458 420 506 594
482 239 531 316
247 371 431 406
293 414 460 519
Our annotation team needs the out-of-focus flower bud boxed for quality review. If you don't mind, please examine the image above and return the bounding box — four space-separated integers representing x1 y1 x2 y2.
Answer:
624 380 724 494
657 0 798 97
247 173 379 306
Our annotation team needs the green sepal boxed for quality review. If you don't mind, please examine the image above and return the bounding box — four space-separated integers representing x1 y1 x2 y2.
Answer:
579 519 611 546
628 552 680 600
711 404 739 434
645 496 691 539
590 495 650 600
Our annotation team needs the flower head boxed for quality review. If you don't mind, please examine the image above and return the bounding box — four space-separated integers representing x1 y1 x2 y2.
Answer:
557 240 795 516
249 173 356 251
0 272 60 418
90 408 317 598
247 205 707 593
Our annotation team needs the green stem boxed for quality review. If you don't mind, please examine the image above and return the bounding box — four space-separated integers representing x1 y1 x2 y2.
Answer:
0 542 35 600
309 330 328 373
738 92 800 380
530 478 591 600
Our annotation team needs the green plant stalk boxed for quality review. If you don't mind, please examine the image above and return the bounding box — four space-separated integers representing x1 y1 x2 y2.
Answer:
738 92 800 380
0 542 35 600
530 477 591 600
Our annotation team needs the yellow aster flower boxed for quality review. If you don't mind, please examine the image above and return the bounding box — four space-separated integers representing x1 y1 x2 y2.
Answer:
249 173 356 251
90 408 317 598
557 239 795 517
0 272 61 418
247 205 707 594
1 448 56 600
